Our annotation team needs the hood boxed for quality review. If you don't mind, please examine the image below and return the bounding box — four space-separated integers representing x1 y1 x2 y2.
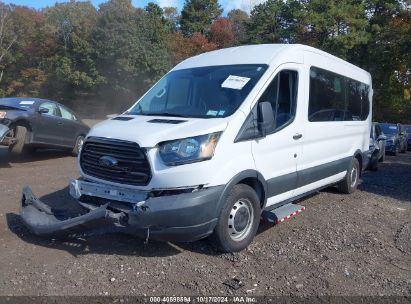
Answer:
87 115 228 148
0 108 29 121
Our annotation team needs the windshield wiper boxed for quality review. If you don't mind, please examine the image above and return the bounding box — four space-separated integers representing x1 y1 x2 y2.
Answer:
138 112 190 118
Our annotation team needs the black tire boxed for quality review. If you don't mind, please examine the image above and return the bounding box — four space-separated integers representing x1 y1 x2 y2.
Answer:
338 158 360 194
210 184 261 253
379 149 386 162
369 154 378 171
71 135 85 157
8 126 27 155
392 145 398 156
400 143 406 153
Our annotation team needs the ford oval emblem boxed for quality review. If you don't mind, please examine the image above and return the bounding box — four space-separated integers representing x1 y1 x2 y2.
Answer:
99 156 118 168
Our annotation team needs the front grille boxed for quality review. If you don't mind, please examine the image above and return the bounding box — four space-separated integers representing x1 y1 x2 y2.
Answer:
80 137 151 186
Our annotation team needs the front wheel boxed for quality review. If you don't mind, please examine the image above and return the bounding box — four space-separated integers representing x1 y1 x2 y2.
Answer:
379 149 386 162
8 126 27 155
211 184 261 253
400 143 406 153
338 158 360 194
71 135 85 157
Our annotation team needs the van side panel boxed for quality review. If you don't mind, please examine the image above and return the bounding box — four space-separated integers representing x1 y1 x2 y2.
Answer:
293 51 371 196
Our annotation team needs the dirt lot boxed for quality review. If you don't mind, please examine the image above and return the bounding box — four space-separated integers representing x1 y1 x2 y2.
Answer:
0 142 410 296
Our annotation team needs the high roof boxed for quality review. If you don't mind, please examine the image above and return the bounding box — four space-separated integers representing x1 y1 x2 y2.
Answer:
174 44 289 70
173 44 369 78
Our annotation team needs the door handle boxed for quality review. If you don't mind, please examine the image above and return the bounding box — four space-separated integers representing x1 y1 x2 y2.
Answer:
57 122 63 125
293 133 303 140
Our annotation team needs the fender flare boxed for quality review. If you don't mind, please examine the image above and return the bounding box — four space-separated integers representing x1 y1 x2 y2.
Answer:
215 169 268 217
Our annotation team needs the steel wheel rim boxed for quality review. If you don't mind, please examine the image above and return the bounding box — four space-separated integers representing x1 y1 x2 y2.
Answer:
350 166 358 188
228 198 254 242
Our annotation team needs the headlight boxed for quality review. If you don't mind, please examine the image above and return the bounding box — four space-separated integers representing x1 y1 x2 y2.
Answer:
159 132 222 166
0 112 6 119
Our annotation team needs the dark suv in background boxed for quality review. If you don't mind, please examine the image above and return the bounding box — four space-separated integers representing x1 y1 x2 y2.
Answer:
403 125 411 151
380 123 407 155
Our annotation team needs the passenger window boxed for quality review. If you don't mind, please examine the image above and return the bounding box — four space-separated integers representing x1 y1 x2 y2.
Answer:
59 106 76 120
309 68 346 121
308 67 370 122
259 70 298 131
39 102 60 117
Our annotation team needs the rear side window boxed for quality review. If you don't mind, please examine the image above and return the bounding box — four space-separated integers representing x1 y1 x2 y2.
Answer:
259 70 298 131
308 67 370 122
59 106 76 120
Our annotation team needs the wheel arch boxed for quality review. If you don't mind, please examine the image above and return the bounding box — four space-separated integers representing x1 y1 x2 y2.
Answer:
10 119 33 144
353 149 364 175
216 170 267 216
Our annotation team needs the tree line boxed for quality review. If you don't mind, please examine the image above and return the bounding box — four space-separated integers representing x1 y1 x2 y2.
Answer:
0 0 409 122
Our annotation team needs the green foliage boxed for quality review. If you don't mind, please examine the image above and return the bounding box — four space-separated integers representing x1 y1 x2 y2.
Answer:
180 0 223 36
0 0 408 122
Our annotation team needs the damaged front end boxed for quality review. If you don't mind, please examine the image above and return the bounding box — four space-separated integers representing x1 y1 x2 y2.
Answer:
20 179 224 242
20 186 127 236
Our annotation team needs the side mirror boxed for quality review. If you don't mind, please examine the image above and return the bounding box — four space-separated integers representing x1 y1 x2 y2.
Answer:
257 101 275 137
377 135 387 141
38 108 49 114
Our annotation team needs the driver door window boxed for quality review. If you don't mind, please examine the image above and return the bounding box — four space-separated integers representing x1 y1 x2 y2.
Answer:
258 70 298 132
39 102 60 117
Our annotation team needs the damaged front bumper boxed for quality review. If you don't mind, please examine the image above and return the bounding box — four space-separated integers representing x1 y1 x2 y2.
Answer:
20 187 125 235
20 179 224 242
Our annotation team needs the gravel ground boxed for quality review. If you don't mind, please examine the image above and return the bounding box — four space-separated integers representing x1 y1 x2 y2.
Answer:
0 142 410 296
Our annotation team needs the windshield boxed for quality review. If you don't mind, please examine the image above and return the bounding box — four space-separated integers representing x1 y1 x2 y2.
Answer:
0 98 35 110
381 124 398 135
128 64 268 118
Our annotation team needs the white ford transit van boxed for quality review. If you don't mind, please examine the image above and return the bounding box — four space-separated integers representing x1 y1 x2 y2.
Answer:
21 44 372 252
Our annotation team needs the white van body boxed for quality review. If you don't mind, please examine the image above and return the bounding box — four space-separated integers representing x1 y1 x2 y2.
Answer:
63 44 371 251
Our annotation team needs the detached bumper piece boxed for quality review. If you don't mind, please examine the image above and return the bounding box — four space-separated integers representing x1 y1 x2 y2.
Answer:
20 187 118 235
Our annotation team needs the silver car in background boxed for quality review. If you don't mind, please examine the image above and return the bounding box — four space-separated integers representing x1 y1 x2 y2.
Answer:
368 122 387 171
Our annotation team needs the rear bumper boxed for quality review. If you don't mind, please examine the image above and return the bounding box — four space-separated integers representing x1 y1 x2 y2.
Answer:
20 180 224 242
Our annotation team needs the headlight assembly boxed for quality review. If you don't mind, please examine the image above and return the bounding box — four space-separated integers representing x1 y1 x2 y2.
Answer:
159 132 222 166
0 112 6 119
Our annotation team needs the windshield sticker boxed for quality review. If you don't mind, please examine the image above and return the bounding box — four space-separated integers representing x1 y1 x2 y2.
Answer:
206 110 218 116
389 126 397 130
218 110 225 116
19 101 34 105
221 75 251 90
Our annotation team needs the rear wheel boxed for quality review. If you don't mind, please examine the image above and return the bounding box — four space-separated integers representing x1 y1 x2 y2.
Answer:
400 142 406 153
211 184 261 253
71 135 85 157
8 126 27 155
338 158 360 194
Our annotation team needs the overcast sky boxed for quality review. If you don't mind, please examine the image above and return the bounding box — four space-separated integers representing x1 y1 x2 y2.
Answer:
3 0 264 13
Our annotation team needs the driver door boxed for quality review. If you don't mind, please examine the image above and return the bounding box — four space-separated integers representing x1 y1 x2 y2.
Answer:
251 64 303 207
33 102 64 145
